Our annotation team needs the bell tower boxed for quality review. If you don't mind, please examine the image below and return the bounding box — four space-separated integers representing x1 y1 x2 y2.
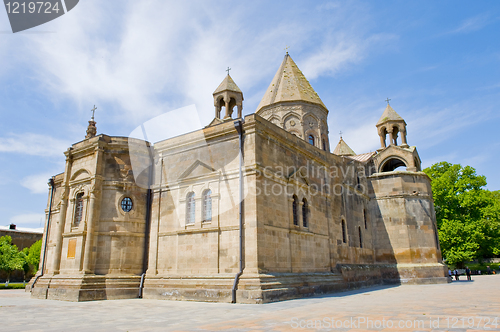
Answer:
212 70 243 121
373 102 421 173
376 102 408 150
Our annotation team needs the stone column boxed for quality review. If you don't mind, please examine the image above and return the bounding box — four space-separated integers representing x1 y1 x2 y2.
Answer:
82 146 104 274
401 129 408 147
215 105 221 119
387 128 394 146
379 132 386 148
82 188 96 273
147 188 160 276
224 99 230 118
52 151 72 274
237 104 242 119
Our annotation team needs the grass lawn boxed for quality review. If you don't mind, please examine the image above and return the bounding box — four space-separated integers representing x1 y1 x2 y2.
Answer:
0 283 27 290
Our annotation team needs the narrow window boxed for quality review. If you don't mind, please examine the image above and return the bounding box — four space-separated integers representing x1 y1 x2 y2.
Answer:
292 195 299 226
202 189 212 222
302 198 308 228
322 139 327 151
359 226 363 248
308 135 315 146
74 193 84 227
364 209 367 229
186 192 195 224
341 220 346 243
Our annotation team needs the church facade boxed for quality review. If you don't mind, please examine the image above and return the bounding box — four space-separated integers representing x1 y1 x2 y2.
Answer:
30 54 448 303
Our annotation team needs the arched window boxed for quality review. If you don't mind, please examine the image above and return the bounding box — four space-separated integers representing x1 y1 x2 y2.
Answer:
292 195 299 226
341 220 347 243
202 189 212 222
308 135 315 146
74 192 84 227
322 139 327 151
186 192 195 224
302 198 308 228
359 226 363 248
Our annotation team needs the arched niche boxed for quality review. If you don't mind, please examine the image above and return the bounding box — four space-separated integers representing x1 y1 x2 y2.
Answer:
380 156 408 173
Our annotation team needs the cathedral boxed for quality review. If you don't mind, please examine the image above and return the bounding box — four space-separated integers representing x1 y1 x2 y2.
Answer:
29 54 448 303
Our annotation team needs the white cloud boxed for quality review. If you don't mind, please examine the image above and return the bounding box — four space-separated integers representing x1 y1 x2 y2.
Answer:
301 33 397 80
21 173 53 194
9 213 45 225
0 0 397 128
448 14 491 34
0 133 70 157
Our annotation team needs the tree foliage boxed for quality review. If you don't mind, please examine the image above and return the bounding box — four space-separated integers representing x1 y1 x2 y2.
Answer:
424 162 500 266
0 236 24 285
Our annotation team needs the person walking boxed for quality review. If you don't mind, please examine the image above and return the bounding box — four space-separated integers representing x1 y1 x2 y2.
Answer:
465 266 471 281
487 266 492 275
448 269 452 280
454 269 459 281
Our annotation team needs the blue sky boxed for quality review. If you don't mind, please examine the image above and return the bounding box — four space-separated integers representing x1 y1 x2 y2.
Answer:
0 0 499 231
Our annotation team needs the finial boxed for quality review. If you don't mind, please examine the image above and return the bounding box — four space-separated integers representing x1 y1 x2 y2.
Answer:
86 105 97 139
284 45 289 54
91 105 97 120
226 67 231 75
385 98 391 105
339 131 343 139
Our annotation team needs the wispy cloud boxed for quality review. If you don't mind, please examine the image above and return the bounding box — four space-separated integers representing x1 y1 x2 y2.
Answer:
446 14 492 34
0 133 70 157
301 33 397 80
21 172 53 194
0 0 398 127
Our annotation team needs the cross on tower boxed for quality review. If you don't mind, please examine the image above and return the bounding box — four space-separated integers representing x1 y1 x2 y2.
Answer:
339 131 343 139
226 67 231 75
91 105 97 120
385 98 391 105
284 45 289 54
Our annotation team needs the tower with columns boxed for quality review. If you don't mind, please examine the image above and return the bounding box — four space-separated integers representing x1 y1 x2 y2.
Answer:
212 73 243 121
376 103 408 149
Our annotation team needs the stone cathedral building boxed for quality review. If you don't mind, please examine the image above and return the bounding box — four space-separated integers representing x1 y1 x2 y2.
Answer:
30 54 448 303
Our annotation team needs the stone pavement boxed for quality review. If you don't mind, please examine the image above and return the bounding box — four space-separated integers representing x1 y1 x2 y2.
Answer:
1 275 499 332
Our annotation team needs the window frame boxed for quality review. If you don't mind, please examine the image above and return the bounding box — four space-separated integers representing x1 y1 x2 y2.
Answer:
202 189 212 222
308 135 315 146
73 192 84 227
186 192 196 224
292 195 299 226
302 198 309 228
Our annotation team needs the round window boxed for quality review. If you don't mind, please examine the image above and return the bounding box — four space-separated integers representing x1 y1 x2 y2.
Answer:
121 197 133 212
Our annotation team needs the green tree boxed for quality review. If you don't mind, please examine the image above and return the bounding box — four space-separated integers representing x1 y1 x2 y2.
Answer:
26 239 42 270
424 162 500 267
0 236 24 286
20 239 42 283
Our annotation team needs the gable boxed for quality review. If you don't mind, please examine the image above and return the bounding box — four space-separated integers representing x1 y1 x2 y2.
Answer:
179 160 216 180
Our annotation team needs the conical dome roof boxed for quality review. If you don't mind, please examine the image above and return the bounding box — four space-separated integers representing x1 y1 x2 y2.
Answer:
256 54 326 112
333 137 356 156
213 74 242 94
377 104 404 126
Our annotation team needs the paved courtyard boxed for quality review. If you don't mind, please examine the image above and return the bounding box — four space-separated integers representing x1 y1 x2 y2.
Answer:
1 275 499 331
